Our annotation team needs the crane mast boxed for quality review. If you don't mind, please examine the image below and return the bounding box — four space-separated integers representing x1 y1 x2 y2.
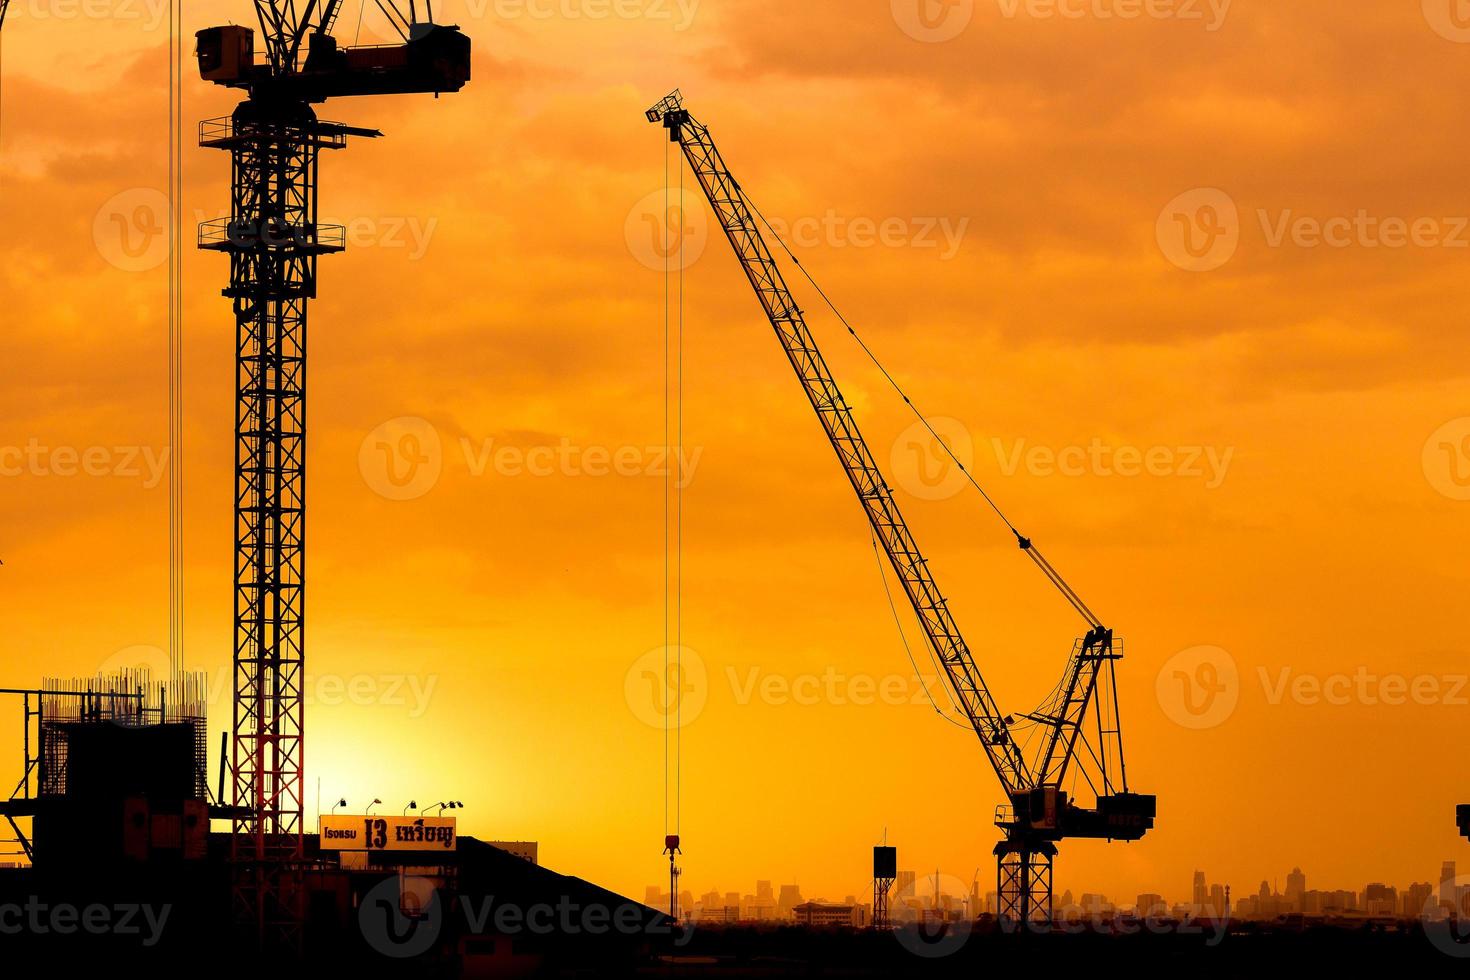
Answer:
647 91 1154 926
197 0 469 946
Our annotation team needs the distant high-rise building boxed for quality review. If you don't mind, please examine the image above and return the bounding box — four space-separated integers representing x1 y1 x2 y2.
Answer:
756 880 774 904
1193 871 1208 911
1286 868 1306 914
1404 882 1435 919
778 883 804 919
1208 884 1227 918
1364 883 1397 917
1441 862 1458 910
1136 893 1167 918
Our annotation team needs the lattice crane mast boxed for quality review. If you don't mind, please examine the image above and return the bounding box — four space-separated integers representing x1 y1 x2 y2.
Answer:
646 91 1155 925
195 0 469 946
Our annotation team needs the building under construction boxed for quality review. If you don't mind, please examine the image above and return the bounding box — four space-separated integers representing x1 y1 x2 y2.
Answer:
0 669 670 970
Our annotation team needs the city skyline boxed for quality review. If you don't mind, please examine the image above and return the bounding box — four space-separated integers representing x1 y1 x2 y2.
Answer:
648 857 1470 922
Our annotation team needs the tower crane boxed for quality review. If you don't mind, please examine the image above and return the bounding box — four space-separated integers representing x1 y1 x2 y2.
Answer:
646 91 1155 925
195 0 469 945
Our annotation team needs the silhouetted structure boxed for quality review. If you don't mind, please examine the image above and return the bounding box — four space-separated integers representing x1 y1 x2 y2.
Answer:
2 670 212 865
194 0 469 945
646 89 1155 926
874 846 896 930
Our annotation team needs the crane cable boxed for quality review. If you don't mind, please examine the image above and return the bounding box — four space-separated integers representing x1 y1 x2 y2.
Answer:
739 192 1103 631
0 3 9 201
662 136 686 854
167 0 185 684
867 526 971 733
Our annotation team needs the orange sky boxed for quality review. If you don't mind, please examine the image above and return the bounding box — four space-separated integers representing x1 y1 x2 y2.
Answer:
4 0 1470 907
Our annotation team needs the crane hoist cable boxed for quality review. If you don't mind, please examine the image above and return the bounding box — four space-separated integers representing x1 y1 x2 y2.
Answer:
167 0 186 681
867 526 971 732
660 132 687 914
739 192 1104 631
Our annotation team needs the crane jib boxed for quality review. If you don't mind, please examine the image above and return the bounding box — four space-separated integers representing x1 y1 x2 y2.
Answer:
646 94 1152 848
